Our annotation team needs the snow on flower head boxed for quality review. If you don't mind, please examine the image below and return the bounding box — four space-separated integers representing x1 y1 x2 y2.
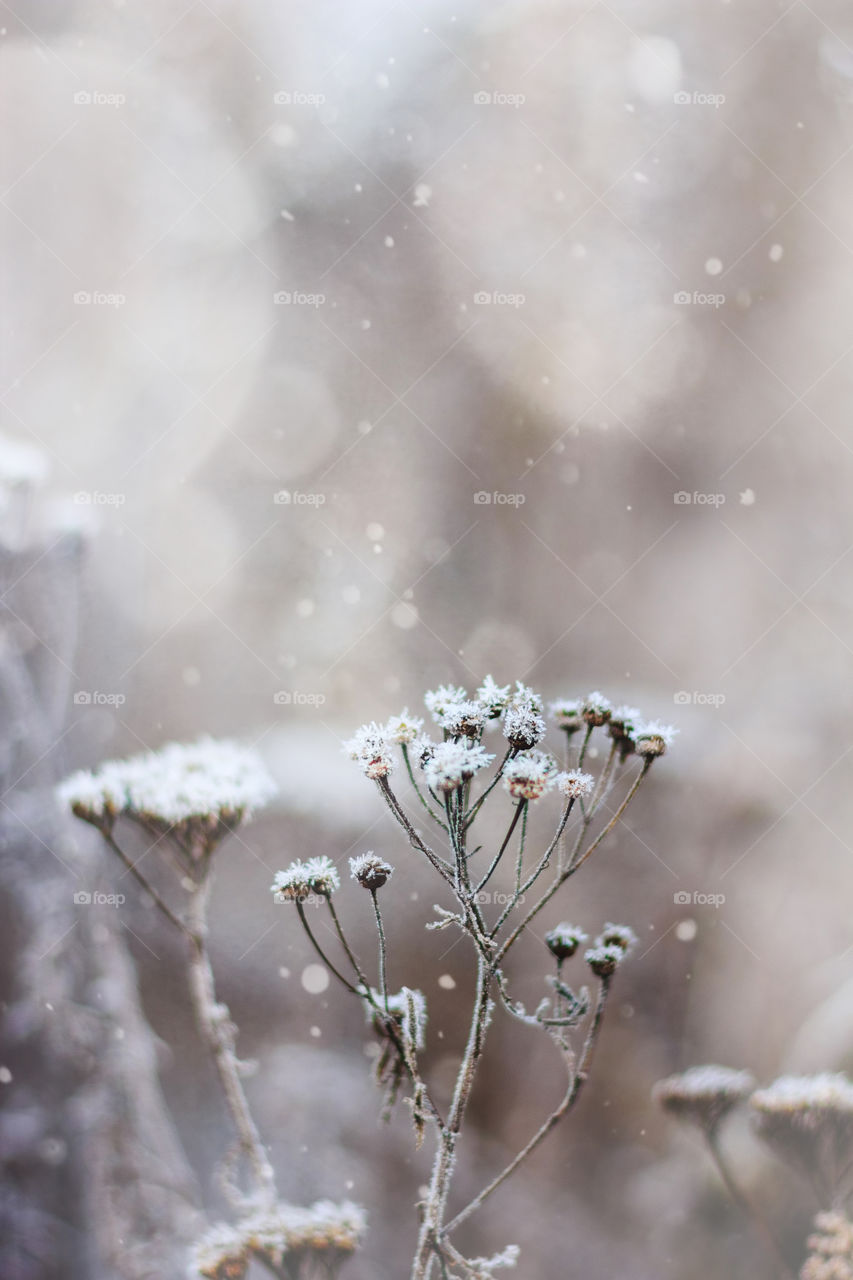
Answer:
596 923 637 954
581 691 612 726
189 1200 367 1279
189 1222 247 1279
751 1074 853 1120
503 685 546 749
634 720 678 758
441 699 487 739
585 942 627 978
272 856 339 902
424 684 468 726
58 739 276 831
343 722 395 779
477 675 512 718
609 705 642 737
423 740 494 793
549 698 583 733
653 1065 756 1129
384 709 424 744
555 769 594 800
545 923 588 960
502 749 558 801
349 851 393 890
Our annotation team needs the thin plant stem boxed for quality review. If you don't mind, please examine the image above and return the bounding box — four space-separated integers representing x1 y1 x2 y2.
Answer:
186 873 275 1204
295 900 361 995
371 889 389 1012
403 744 449 831
102 828 190 937
474 800 526 896
705 1128 796 1279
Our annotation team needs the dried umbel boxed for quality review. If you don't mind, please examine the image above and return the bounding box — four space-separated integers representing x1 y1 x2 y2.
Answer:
653 1064 756 1131
801 1211 853 1280
751 1074 853 1202
190 1201 367 1280
275 675 674 1279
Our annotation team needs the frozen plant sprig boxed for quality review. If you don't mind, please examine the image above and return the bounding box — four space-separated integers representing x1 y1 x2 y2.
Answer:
277 678 673 1279
59 740 366 1279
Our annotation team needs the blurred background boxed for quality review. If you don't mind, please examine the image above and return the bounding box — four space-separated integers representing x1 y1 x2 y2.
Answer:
2 0 853 1275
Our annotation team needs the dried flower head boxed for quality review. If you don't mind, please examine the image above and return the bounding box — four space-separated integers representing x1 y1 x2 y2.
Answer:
608 705 641 742
584 942 627 979
343 722 395 779
581 691 612 727
549 698 583 734
423 741 494 793
240 1199 367 1264
442 699 488 739
385 709 424 744
271 856 339 902
424 684 468 726
367 986 428 1050
545 923 588 961
349 852 394 891
477 675 512 718
555 769 595 799
502 749 558 800
59 740 276 852
189 1224 247 1280
634 721 678 758
653 1064 756 1130
751 1074 853 1193
801 1211 853 1280
597 923 637 953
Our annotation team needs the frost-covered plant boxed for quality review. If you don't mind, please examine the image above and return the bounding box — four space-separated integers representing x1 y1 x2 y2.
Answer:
274 678 674 1279
653 1065 853 1277
59 739 364 1280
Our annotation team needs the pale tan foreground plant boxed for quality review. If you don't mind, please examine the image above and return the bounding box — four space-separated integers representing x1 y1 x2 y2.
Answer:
654 1066 853 1278
59 739 366 1280
274 680 676 1279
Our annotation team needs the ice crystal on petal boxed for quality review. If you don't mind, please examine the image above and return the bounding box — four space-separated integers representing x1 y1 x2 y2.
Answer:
424 684 468 726
502 749 558 800
634 720 678 757
349 851 393 890
343 722 395 779
584 942 627 978
272 856 339 901
441 699 488 739
477 675 512 718
555 769 595 799
385 709 424 744
423 741 494 793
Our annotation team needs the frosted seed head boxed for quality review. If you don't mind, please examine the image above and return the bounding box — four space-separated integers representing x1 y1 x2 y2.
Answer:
545 923 588 961
584 942 625 978
549 698 583 734
634 721 678 758
555 769 595 800
581 691 612 727
349 852 393 891
654 1064 757 1130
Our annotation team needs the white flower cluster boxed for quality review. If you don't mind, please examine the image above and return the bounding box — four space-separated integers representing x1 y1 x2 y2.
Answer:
58 738 276 827
189 1200 367 1278
547 693 677 757
654 1064 756 1128
502 749 558 800
556 768 594 799
424 740 495 793
342 721 396 779
271 856 340 901
751 1073 853 1118
584 924 636 978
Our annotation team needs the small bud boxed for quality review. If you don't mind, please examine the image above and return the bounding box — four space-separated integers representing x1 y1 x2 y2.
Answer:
581 691 612 727
549 698 583 735
545 923 588 961
349 852 394 891
585 942 624 978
